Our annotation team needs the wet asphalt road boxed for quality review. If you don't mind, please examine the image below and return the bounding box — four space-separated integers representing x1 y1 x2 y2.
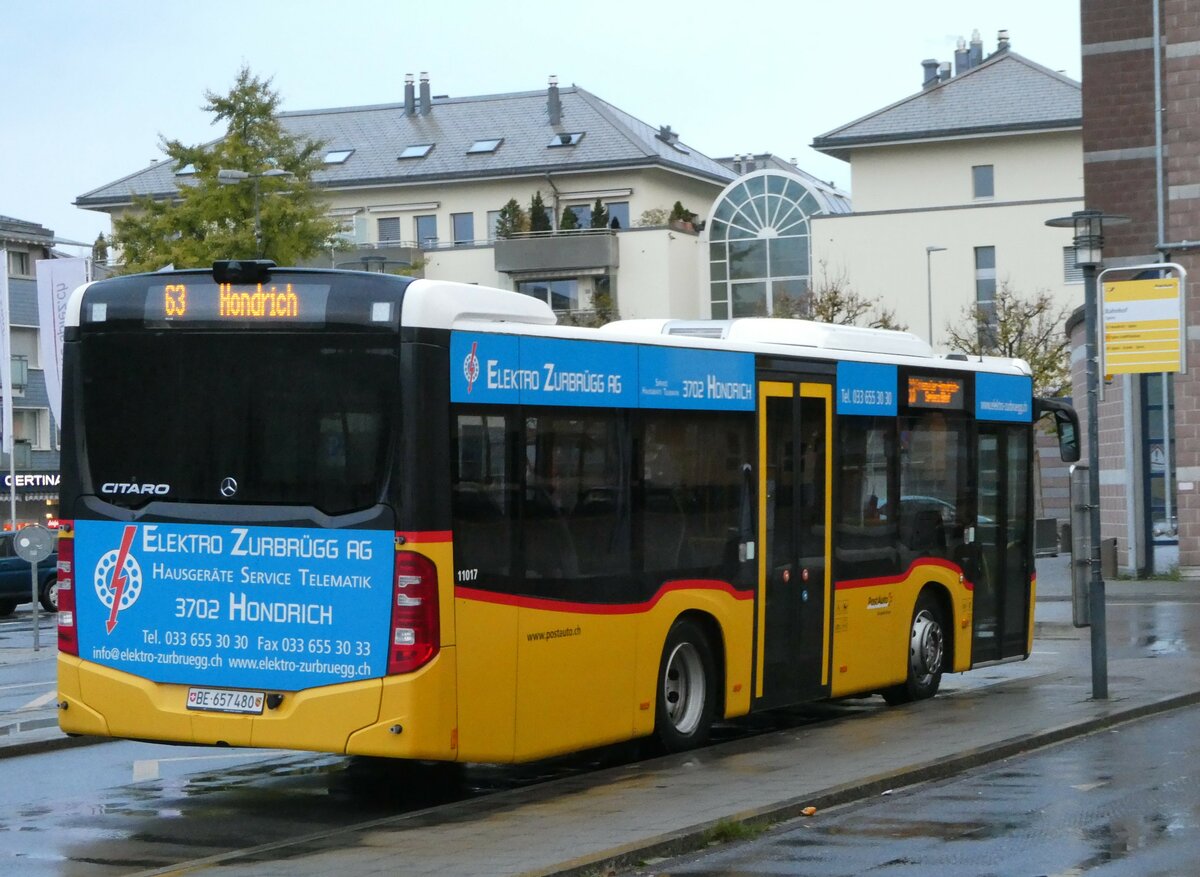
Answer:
640 703 1200 877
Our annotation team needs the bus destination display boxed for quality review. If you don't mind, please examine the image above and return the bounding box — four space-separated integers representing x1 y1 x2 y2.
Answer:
907 375 965 410
148 282 330 323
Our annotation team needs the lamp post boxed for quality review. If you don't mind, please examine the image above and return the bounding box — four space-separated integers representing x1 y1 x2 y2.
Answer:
217 168 294 258
1045 208 1128 700
925 246 946 345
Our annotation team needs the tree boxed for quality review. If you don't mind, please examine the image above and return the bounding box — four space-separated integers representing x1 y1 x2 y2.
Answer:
111 66 341 273
92 233 109 265
529 191 552 232
637 207 670 227
589 198 609 229
766 262 907 330
494 198 528 239
669 201 695 224
943 281 1071 396
559 205 580 231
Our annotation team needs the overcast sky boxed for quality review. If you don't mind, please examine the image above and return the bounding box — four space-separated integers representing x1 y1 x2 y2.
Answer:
5 0 1081 254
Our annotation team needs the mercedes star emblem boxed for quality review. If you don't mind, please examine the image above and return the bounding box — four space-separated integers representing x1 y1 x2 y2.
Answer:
220 477 239 498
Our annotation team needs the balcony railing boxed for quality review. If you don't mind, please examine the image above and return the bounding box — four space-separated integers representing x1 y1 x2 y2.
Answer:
0 440 33 470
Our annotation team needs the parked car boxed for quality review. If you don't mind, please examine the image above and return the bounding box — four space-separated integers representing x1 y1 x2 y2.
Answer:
0 531 58 616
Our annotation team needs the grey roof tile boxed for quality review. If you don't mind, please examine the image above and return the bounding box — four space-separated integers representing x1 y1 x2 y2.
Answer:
812 51 1081 160
77 86 736 207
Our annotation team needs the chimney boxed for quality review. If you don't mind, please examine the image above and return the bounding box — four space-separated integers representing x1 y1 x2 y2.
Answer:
419 72 432 115
938 62 952 83
404 73 415 116
954 37 970 75
969 29 984 66
921 58 940 88
997 29 1010 53
547 75 561 126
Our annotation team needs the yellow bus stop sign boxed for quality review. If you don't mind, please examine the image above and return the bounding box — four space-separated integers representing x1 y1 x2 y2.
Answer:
1101 277 1183 374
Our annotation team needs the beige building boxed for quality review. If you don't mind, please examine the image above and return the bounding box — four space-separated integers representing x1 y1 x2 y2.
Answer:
809 33 1084 350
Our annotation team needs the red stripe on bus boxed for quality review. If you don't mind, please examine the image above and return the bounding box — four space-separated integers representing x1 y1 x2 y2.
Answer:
456 579 753 615
397 530 453 543
835 557 974 591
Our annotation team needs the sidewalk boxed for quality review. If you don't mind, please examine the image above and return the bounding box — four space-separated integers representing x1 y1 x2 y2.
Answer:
8 560 1200 877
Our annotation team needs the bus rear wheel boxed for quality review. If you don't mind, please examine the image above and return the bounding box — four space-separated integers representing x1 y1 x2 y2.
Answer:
883 592 946 706
655 618 717 752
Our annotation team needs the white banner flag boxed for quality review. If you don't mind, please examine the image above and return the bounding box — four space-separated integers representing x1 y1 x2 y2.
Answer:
0 246 11 454
36 257 86 425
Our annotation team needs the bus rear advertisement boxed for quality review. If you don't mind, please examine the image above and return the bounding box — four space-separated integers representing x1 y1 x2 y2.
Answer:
56 262 1078 763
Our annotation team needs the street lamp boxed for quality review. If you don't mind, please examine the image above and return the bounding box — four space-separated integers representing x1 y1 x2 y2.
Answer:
217 167 294 258
1045 208 1128 700
925 246 946 345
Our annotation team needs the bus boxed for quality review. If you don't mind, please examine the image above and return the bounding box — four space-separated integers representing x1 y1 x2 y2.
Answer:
55 261 1079 761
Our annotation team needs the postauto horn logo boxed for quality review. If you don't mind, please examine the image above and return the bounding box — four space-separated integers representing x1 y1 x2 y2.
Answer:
94 525 143 633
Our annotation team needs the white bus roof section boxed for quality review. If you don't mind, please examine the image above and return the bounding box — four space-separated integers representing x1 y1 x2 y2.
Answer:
601 317 934 359
401 278 556 329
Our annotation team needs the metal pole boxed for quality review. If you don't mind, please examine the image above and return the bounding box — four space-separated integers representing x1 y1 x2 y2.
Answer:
926 249 934 344
1083 261 1108 698
253 174 262 258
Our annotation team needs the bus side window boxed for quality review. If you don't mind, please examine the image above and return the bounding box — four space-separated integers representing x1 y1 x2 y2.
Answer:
451 413 514 579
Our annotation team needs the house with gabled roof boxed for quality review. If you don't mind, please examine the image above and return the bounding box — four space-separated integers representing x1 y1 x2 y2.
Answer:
75 76 850 322
809 31 1083 351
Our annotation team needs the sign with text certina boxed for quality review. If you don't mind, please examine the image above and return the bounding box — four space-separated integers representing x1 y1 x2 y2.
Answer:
975 373 1032 422
836 362 898 416
451 332 754 410
73 521 394 691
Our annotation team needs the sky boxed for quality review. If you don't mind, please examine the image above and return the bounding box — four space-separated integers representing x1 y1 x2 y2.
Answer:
4 0 1081 255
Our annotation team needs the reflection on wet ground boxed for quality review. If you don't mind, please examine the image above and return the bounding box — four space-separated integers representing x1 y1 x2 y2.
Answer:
652 704 1200 877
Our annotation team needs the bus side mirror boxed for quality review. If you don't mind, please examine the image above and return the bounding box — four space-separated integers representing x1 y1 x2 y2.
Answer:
1035 397 1081 463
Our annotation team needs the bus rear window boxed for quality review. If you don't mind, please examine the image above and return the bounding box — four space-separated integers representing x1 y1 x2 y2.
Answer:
79 332 398 514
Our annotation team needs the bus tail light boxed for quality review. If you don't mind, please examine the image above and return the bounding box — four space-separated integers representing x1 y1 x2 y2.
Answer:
388 550 439 674
56 522 78 656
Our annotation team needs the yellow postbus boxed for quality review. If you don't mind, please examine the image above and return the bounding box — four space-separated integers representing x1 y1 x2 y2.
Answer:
56 261 1078 761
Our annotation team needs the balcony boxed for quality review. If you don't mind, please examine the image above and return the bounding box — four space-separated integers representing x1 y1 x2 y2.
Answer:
9 356 27 393
494 229 619 275
0 440 33 470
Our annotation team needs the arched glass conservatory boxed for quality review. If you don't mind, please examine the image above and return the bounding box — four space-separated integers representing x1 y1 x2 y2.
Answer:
707 170 850 318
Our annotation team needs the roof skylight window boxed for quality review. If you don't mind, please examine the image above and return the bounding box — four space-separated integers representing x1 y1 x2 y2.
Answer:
399 143 434 159
467 138 503 154
548 132 584 148
175 163 196 176
324 149 354 164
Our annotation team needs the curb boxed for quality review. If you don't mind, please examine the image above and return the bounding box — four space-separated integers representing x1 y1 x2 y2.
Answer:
540 689 1200 877
0 731 112 760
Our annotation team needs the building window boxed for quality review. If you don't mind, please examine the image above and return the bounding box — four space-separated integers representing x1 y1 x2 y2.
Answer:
452 212 475 245
377 217 401 244
487 209 502 240
13 409 50 451
324 149 354 164
517 278 579 311
548 132 584 147
975 245 998 344
399 144 433 159
415 215 438 248
467 138 503 154
10 327 39 369
708 172 820 318
6 250 31 277
972 164 994 199
1063 246 1084 284
566 204 591 227
607 201 630 230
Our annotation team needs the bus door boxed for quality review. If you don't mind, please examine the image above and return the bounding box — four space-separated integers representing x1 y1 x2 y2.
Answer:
972 424 1033 662
755 378 833 707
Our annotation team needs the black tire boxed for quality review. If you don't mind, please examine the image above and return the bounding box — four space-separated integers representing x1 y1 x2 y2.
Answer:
882 591 946 706
654 618 718 752
39 576 59 613
0 600 16 617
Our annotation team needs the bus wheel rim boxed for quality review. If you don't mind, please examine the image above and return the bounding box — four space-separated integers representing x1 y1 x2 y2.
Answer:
910 609 944 684
664 641 705 735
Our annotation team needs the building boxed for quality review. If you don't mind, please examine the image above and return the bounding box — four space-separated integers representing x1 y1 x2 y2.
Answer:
75 77 849 323
809 31 1084 351
0 215 62 528
1074 0 1197 576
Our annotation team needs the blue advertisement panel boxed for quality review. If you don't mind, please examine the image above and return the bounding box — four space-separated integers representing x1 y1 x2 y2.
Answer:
637 346 754 410
836 362 898 415
73 521 394 691
975 372 1033 422
450 332 638 407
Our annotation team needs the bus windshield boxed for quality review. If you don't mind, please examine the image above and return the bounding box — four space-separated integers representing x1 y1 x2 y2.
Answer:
79 332 398 514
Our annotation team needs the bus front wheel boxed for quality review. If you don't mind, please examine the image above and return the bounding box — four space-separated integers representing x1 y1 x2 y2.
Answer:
882 591 946 706
655 618 717 752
